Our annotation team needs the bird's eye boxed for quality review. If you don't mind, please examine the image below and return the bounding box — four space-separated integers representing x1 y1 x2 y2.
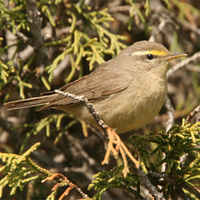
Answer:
146 54 154 60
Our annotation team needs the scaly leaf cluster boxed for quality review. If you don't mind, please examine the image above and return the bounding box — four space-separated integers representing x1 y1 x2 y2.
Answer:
2 0 127 101
11 113 77 154
2 57 43 102
0 1 28 32
0 143 51 198
45 2 127 82
90 120 200 199
130 120 200 199
89 165 141 200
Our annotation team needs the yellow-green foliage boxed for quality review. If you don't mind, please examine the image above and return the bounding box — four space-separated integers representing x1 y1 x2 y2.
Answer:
89 120 200 199
0 143 51 197
1 0 200 199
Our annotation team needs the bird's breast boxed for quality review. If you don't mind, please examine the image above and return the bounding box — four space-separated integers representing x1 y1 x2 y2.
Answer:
94 75 167 134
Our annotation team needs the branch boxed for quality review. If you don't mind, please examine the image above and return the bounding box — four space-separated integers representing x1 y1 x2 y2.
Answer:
185 105 200 125
42 173 89 200
54 89 108 135
54 90 140 176
26 0 49 66
149 18 175 42
167 51 200 79
164 96 175 132
137 168 165 200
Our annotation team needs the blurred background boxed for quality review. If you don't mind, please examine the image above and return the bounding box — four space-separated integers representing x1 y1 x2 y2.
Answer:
1 0 200 199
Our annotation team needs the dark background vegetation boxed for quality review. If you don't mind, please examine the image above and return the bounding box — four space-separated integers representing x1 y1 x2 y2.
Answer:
1 0 200 199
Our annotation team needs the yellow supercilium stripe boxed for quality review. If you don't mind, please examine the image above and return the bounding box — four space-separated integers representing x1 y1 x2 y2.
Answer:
132 50 167 56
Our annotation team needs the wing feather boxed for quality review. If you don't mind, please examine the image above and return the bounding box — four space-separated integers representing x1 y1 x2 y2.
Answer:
42 62 133 109
5 61 134 110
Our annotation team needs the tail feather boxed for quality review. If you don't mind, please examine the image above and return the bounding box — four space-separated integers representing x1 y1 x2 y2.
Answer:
4 95 56 110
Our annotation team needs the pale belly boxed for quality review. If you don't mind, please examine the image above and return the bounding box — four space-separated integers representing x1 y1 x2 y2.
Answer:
94 88 166 133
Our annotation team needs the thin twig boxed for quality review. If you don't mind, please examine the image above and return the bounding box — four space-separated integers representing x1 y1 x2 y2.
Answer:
54 90 140 176
15 28 30 43
185 105 200 125
149 18 175 42
164 96 175 132
42 173 89 199
186 64 200 73
54 89 108 136
175 18 200 36
167 51 200 79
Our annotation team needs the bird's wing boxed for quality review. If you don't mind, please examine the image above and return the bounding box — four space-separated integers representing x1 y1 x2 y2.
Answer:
41 63 133 108
5 62 133 110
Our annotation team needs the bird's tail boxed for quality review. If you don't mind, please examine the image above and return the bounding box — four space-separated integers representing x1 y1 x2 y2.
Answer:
4 94 56 110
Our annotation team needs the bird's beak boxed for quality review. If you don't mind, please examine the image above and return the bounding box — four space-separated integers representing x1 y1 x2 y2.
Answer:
165 53 187 61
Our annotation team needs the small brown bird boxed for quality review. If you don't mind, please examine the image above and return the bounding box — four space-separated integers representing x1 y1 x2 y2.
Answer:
4 41 187 133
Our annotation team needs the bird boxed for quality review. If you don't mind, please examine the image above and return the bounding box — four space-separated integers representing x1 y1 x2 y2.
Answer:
4 41 187 134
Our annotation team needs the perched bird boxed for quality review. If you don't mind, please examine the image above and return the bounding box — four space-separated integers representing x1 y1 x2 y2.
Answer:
4 41 187 133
